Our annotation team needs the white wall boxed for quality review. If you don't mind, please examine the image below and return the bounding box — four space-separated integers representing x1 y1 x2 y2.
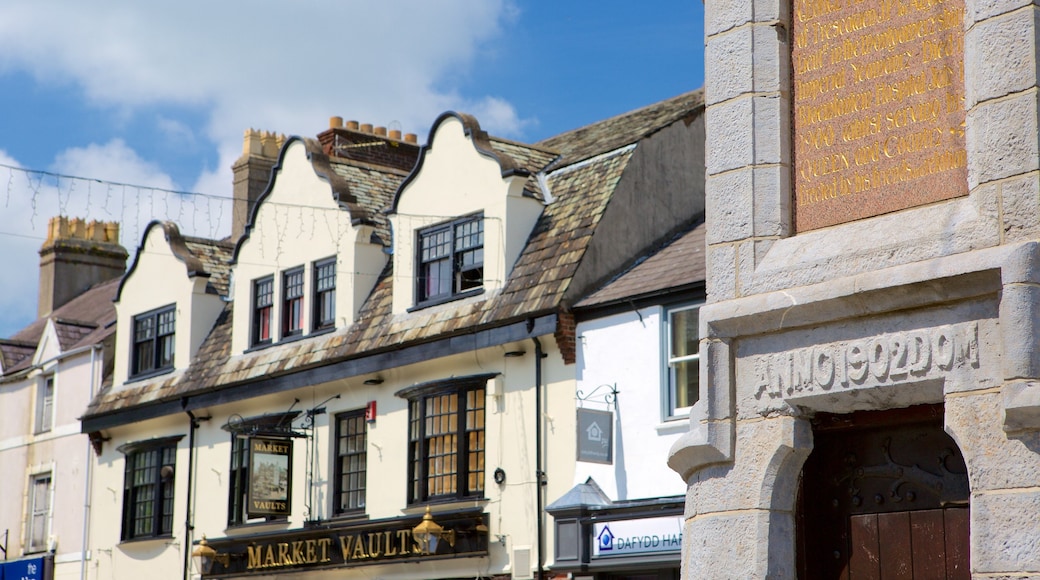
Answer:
90 338 577 579
0 345 101 579
574 308 688 501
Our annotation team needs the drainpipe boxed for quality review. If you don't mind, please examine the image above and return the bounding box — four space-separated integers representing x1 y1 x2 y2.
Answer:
531 336 546 580
183 408 204 580
80 344 102 580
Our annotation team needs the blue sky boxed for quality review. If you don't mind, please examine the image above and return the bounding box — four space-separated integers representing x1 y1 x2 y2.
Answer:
0 1 704 338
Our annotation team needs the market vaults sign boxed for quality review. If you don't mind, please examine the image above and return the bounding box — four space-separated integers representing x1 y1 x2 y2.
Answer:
206 511 489 576
248 437 293 518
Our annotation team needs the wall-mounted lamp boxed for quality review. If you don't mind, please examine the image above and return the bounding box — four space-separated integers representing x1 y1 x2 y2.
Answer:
363 377 384 385
411 506 455 555
192 536 229 575
503 350 526 358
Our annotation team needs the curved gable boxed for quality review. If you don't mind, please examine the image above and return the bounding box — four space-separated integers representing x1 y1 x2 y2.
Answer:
388 112 528 215
117 221 207 302
232 136 377 266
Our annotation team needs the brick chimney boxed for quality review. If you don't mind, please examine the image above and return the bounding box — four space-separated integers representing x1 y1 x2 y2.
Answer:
38 216 128 318
317 117 420 172
232 129 284 242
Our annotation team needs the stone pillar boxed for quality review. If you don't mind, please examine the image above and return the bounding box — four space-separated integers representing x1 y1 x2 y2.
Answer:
674 0 1040 577
681 416 810 578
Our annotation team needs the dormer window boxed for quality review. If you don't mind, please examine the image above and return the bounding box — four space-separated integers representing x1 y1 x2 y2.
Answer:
313 258 336 331
131 305 176 379
417 214 484 305
252 276 274 346
282 267 305 338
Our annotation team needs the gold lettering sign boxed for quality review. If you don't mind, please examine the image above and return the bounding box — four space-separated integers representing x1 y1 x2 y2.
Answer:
793 0 967 231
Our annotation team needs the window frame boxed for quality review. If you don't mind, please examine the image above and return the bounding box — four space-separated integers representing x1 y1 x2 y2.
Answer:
25 472 52 553
252 276 274 347
281 266 305 339
663 303 701 420
34 375 54 434
333 410 367 516
130 304 176 380
406 377 487 504
312 258 337 332
227 435 250 526
119 436 182 541
415 213 484 307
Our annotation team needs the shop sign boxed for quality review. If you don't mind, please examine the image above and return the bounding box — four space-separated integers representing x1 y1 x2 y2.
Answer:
577 408 612 464
0 555 51 580
247 437 293 518
592 516 683 557
205 510 488 576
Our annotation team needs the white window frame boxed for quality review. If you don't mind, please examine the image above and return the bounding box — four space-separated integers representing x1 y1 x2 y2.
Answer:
34 375 54 434
663 303 701 420
26 471 52 553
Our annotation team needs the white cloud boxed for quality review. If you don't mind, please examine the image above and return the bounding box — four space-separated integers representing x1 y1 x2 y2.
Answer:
0 1 528 337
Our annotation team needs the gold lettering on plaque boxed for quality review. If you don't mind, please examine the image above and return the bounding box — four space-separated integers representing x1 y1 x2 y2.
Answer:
793 0 967 231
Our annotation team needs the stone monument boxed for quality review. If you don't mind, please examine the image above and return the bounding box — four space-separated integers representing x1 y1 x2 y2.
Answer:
670 0 1040 576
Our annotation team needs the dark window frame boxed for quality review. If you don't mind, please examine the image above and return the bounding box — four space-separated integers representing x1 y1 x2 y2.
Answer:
281 266 305 339
119 436 182 541
415 214 484 306
227 435 249 526
130 304 176 380
312 258 336 332
252 276 274 346
407 379 486 504
333 410 367 516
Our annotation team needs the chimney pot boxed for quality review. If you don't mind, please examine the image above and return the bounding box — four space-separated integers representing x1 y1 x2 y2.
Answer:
389 129 402 140
360 123 373 133
404 133 418 144
346 120 359 131
243 128 263 156
330 116 344 129
38 215 128 318
374 126 387 137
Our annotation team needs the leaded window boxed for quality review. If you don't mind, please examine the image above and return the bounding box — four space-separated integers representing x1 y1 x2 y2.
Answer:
334 410 367 514
120 438 180 540
408 381 485 503
417 215 484 304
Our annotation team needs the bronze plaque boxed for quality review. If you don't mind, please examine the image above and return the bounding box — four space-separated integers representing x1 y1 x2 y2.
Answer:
793 0 967 232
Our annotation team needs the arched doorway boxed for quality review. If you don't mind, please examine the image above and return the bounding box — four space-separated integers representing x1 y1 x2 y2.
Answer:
797 404 970 579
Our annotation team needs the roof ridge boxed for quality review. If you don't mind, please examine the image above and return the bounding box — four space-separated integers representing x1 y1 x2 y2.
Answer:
540 88 704 145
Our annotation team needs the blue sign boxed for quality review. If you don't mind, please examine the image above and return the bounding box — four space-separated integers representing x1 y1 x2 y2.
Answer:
0 556 49 580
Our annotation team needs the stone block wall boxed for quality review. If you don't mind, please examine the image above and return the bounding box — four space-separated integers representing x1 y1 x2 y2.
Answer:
671 0 1040 577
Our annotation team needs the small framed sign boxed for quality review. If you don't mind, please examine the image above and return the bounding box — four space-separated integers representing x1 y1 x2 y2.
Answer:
247 437 293 518
577 408 613 464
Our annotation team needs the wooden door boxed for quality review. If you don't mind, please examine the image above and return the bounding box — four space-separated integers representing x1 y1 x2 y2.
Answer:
797 405 970 579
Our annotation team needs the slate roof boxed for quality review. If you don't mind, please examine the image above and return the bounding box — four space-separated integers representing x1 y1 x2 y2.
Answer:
328 158 409 246
576 220 706 309
538 89 704 166
82 90 703 422
2 277 121 377
184 237 235 296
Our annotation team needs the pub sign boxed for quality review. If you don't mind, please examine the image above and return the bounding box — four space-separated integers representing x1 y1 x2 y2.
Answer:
248 437 293 518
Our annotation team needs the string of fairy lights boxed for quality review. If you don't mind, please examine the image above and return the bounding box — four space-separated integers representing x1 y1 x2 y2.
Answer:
0 161 511 284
